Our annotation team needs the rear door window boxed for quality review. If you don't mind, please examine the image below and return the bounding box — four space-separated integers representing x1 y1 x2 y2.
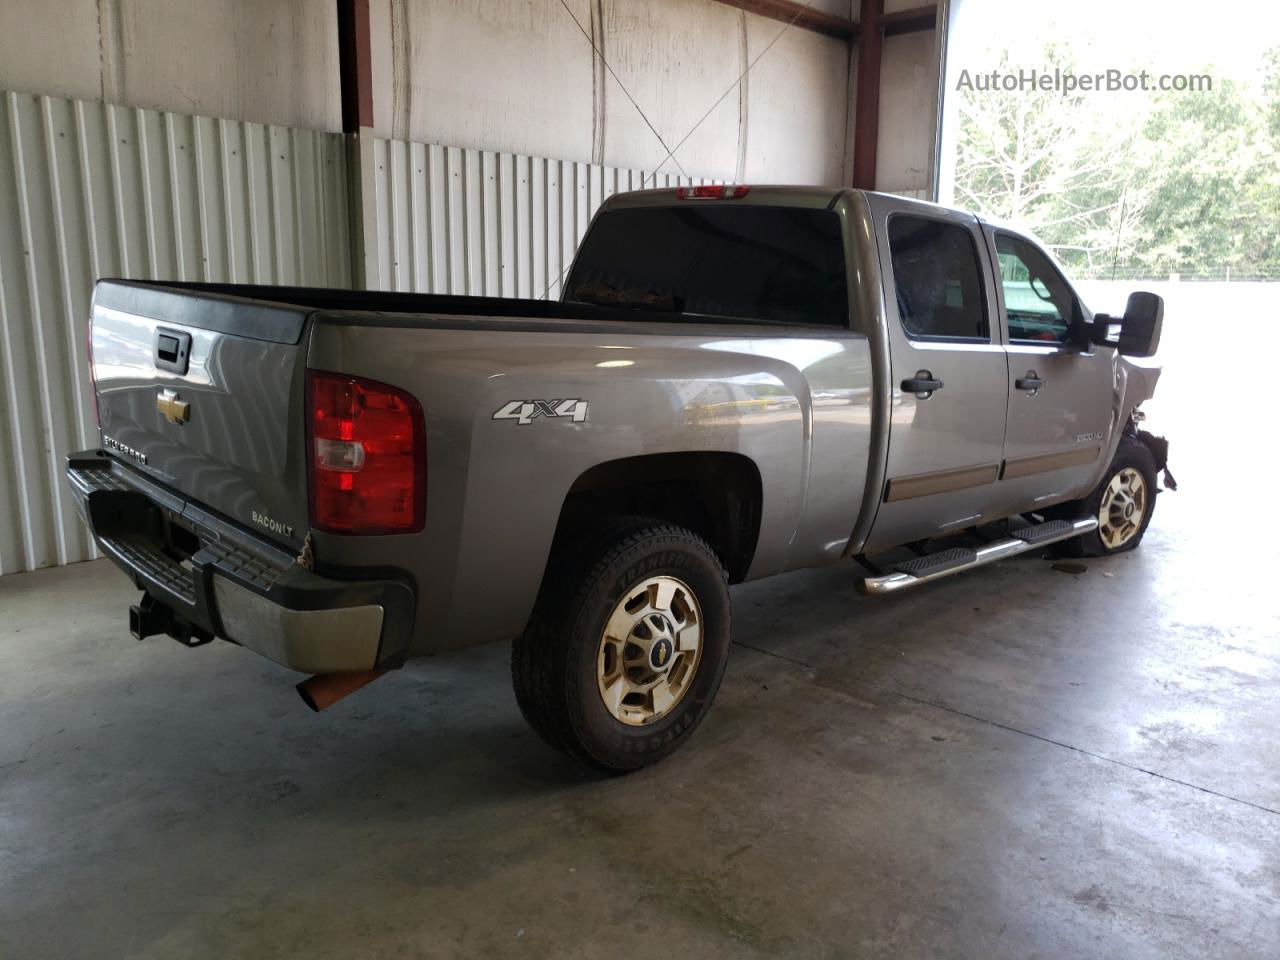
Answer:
887 215 990 341
564 205 849 327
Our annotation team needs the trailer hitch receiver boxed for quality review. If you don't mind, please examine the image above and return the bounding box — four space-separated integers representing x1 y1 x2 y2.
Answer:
129 592 213 647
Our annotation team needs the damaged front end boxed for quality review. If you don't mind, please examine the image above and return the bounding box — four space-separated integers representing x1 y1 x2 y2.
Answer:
1136 427 1178 492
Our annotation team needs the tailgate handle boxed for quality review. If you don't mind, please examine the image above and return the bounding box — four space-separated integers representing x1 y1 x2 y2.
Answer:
155 328 192 375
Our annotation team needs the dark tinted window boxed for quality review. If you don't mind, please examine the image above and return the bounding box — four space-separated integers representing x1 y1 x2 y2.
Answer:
564 205 849 327
888 216 989 340
995 234 1079 343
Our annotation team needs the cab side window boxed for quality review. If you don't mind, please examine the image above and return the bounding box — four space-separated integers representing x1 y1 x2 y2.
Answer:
995 235 1080 344
888 215 989 341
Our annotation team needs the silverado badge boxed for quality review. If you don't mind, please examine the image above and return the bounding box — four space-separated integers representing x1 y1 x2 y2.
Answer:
157 388 190 425
102 434 147 465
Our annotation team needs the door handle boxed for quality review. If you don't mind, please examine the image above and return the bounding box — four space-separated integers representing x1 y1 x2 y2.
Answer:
1015 371 1045 393
901 371 944 398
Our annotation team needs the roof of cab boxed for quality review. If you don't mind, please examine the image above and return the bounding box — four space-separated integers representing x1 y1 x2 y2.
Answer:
600 185 985 220
601 184 847 211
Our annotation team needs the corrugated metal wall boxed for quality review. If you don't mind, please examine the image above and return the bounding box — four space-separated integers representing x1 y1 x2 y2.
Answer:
0 90 350 575
0 99 807 577
0 97 721 576
369 137 720 298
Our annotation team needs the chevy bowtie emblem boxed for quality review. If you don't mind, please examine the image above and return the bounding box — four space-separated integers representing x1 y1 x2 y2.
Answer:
157 388 190 425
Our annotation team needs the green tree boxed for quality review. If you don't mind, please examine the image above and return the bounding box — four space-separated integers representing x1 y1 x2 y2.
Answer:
1242 47 1280 274
1128 76 1263 274
1264 47 1280 141
953 46 1148 274
953 45 1280 280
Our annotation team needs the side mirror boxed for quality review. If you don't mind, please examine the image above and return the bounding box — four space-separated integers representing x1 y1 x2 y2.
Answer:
1117 291 1163 357
1089 292 1163 357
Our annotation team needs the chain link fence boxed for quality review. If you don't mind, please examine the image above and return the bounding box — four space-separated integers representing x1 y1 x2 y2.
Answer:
1063 262 1280 283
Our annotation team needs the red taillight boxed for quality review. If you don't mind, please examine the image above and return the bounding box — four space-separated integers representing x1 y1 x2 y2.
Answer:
307 371 425 535
676 184 750 200
87 315 100 427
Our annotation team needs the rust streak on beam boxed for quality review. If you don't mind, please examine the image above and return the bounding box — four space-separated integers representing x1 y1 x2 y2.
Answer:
708 0 856 41
337 0 374 132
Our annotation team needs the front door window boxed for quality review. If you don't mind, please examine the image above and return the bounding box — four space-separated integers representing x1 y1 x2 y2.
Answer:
994 234 1080 344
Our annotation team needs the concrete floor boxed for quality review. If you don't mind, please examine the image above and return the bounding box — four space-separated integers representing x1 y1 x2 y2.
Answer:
3 309 1278 958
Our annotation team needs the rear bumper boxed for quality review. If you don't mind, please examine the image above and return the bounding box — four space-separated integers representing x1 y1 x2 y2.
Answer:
66 449 415 674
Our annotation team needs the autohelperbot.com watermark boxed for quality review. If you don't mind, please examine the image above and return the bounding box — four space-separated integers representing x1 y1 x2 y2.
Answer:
957 67 1213 96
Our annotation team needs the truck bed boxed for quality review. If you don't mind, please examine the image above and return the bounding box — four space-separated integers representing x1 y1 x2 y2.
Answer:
130 280 779 329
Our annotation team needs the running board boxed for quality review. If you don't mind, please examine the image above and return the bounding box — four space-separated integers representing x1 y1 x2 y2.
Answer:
856 518 1098 595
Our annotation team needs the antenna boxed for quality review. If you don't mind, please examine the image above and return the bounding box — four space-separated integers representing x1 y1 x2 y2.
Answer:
1110 185 1129 283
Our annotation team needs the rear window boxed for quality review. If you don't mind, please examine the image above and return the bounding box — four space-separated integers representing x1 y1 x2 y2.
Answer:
887 215 989 341
564 205 849 327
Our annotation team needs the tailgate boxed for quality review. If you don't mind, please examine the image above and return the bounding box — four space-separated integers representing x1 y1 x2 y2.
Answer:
90 280 311 550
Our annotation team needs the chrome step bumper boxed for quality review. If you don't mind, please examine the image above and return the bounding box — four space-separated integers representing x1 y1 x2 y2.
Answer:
66 449 414 672
857 517 1099 595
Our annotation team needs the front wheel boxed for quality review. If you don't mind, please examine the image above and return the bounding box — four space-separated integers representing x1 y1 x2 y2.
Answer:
512 520 731 772
1052 435 1159 557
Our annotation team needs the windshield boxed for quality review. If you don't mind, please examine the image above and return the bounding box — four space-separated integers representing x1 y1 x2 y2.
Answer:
564 205 850 327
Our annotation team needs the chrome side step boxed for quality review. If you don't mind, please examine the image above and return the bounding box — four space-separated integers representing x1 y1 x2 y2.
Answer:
856 517 1098 595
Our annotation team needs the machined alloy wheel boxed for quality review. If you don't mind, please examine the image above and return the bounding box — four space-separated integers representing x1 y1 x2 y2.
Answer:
1097 467 1148 549
1048 434 1158 557
596 575 703 725
512 519 731 772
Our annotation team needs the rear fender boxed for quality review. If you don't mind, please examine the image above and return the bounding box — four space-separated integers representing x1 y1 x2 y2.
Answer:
307 321 874 657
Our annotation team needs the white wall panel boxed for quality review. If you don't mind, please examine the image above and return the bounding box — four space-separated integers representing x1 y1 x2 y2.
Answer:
0 0 342 133
877 30 942 195
0 90 350 575
743 15 850 184
600 0 746 180
369 137 718 299
369 0 597 158
368 0 852 185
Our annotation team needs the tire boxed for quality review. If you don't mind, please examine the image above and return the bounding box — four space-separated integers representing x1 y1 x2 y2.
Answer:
1050 435 1159 558
512 519 731 773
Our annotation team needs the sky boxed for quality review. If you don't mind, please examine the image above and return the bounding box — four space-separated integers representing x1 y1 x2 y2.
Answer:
956 0 1280 88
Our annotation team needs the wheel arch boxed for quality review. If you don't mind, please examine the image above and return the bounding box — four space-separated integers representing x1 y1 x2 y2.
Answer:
548 451 763 585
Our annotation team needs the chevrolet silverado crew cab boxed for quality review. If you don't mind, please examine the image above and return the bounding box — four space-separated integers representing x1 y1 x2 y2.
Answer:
68 186 1171 771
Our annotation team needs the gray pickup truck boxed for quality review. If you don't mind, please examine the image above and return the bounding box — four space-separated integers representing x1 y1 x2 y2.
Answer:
68 186 1170 771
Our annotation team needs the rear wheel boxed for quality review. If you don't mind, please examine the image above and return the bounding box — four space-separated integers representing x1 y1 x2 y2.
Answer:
1051 435 1158 557
512 520 731 772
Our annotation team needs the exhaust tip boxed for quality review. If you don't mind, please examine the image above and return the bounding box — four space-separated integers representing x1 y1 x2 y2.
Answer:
296 670 385 712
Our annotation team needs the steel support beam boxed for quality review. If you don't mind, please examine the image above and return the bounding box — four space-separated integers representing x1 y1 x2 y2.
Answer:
882 5 938 38
852 0 882 189
337 0 374 133
336 0 377 287
708 0 856 40
707 1 936 43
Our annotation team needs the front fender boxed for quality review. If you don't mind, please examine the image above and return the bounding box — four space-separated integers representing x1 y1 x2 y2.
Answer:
1118 354 1161 417
1087 353 1164 490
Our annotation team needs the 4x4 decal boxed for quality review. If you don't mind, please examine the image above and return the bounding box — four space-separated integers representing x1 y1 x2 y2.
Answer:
492 399 589 425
